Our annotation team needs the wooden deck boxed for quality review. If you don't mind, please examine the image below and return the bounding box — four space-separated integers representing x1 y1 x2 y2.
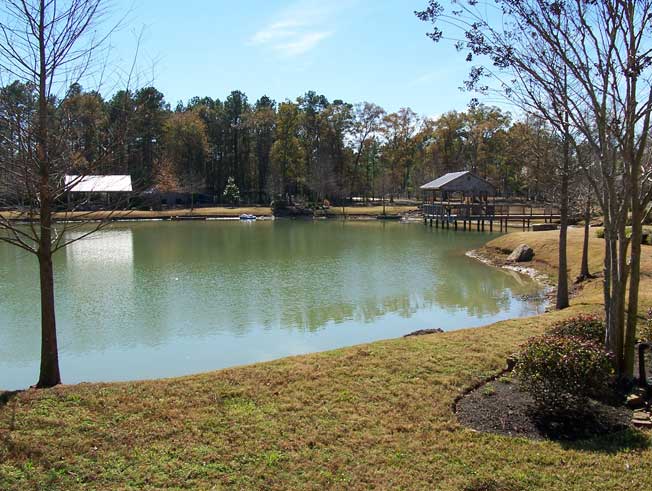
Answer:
422 203 560 232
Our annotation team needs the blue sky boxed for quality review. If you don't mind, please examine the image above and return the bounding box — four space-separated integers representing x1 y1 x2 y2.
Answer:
105 0 477 117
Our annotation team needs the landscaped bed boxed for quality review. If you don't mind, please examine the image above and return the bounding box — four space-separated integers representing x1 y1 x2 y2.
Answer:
456 374 634 441
1 228 651 490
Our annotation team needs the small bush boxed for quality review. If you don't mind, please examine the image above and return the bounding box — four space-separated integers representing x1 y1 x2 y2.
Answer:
596 226 652 243
547 315 605 344
516 335 614 414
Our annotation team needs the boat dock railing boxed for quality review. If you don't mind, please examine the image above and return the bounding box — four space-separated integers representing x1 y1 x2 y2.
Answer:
422 203 560 232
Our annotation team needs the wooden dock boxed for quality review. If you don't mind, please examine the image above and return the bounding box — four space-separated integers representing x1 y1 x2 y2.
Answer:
422 203 560 232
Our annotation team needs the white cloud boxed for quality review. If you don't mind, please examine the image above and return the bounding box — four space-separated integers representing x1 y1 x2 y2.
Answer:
274 31 333 57
249 0 352 57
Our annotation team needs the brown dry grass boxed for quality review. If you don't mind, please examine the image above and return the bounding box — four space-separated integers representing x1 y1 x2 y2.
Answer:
0 205 419 221
0 228 651 490
0 207 273 221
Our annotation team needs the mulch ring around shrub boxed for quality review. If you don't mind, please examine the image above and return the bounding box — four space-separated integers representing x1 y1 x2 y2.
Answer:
456 375 633 441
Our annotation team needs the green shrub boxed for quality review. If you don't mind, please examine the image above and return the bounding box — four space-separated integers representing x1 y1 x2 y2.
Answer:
596 226 652 243
516 335 614 414
222 176 240 205
547 315 605 344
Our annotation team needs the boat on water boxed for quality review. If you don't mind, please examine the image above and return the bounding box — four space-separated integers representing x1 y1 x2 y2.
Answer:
239 214 257 221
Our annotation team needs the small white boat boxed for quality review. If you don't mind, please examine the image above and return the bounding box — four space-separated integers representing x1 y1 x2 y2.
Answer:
239 214 257 221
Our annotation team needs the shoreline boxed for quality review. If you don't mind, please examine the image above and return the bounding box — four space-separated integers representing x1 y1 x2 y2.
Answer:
465 248 555 294
466 246 559 311
0 205 421 223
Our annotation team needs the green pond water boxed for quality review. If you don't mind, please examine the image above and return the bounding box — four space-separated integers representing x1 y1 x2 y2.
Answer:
0 220 545 390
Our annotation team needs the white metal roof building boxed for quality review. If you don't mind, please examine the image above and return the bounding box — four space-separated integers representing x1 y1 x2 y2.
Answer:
65 175 133 193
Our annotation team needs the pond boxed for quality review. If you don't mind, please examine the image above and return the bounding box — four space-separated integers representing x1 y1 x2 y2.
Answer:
0 220 545 389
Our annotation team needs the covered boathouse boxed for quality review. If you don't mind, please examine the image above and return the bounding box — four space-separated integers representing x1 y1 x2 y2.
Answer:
420 171 558 232
421 171 497 226
421 171 496 203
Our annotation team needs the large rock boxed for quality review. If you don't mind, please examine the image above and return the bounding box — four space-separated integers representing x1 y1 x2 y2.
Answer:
403 328 444 338
507 244 534 262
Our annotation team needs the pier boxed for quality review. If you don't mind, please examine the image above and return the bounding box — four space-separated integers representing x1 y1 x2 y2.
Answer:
422 202 560 232
420 171 560 232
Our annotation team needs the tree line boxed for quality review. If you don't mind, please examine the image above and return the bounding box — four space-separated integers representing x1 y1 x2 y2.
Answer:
1 81 569 206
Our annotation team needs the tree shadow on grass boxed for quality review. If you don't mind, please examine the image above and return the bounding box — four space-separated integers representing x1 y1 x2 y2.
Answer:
559 427 651 454
531 401 652 454
0 391 22 409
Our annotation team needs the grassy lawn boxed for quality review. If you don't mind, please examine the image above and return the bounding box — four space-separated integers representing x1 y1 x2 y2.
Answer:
1 228 651 490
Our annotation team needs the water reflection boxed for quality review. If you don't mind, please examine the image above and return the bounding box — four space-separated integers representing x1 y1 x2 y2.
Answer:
0 221 544 389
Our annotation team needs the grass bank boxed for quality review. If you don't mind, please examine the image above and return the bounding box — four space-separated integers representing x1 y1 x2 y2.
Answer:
1 229 651 490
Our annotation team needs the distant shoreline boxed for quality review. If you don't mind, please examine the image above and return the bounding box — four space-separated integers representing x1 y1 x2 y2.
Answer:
0 205 420 223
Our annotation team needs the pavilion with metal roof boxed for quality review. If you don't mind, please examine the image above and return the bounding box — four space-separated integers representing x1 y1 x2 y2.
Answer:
420 171 495 199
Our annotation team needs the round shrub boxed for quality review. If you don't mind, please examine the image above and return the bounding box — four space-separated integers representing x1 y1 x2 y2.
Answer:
547 315 605 344
516 334 614 414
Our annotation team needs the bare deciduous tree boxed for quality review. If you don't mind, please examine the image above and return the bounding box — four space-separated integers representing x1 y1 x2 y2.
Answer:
0 0 123 388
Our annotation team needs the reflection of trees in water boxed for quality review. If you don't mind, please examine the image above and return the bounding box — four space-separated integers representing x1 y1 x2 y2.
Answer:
124 221 543 335
430 254 538 317
0 221 545 363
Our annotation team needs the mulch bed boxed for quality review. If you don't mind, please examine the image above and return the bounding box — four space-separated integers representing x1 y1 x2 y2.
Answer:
456 376 633 441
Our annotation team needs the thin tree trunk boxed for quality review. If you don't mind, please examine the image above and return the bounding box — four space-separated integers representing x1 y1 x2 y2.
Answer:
614 222 630 377
625 196 643 378
604 229 615 353
579 195 591 280
556 138 570 310
36 250 61 388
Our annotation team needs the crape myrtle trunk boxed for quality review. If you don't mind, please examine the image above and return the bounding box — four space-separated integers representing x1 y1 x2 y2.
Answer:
556 137 570 310
625 172 643 377
579 196 591 280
